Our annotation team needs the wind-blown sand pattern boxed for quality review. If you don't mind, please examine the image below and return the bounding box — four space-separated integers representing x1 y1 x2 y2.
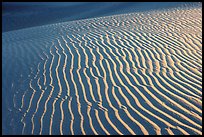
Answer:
2 3 202 135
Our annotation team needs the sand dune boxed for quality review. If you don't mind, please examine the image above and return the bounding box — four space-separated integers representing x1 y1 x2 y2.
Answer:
2 3 202 135
4 2 199 32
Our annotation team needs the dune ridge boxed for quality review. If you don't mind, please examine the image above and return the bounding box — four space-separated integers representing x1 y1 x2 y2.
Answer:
2 4 202 135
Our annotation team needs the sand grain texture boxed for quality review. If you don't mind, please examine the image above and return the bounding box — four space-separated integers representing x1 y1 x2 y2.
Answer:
2 4 202 135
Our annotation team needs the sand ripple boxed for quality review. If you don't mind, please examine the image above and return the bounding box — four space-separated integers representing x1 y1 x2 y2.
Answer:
2 5 202 135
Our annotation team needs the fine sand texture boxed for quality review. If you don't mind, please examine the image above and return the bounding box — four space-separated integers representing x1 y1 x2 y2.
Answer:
2 2 198 32
2 3 202 135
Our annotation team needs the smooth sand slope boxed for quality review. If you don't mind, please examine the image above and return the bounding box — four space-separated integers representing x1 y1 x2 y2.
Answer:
2 2 199 32
2 4 202 135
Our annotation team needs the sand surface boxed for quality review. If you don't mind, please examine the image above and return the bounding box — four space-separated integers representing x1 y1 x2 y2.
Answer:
2 2 202 135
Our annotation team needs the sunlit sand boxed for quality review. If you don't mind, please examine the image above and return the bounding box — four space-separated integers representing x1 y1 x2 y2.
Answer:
2 2 202 135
